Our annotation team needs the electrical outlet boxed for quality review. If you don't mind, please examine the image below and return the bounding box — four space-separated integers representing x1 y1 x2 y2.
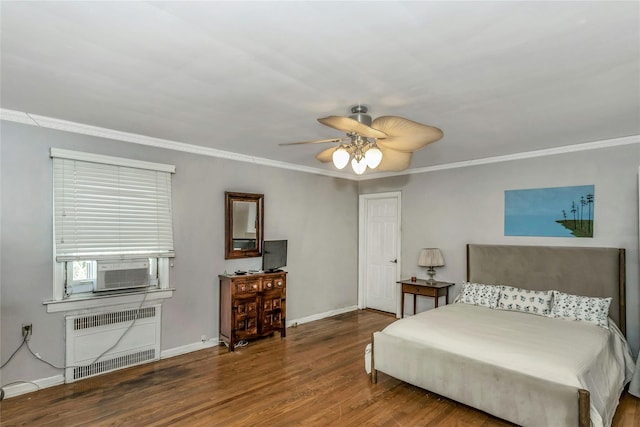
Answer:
201 335 207 343
22 323 33 338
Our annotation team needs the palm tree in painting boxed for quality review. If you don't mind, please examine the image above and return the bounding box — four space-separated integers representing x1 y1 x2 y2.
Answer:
571 201 577 229
580 196 586 231
562 209 567 222
586 193 594 235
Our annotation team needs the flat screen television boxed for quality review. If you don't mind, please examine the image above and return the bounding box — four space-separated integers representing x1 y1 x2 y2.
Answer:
262 240 287 272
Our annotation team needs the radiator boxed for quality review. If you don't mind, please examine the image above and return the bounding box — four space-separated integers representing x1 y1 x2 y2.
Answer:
65 304 161 382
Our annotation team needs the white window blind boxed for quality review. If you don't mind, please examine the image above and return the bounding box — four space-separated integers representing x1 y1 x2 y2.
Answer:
52 153 175 261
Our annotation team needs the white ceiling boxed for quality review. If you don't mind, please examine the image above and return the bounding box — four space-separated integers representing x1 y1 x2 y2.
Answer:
1 1 639 176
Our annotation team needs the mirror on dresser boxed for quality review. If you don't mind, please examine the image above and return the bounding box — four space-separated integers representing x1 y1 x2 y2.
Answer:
225 191 264 259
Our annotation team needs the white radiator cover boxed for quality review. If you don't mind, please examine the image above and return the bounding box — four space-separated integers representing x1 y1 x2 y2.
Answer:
65 304 161 383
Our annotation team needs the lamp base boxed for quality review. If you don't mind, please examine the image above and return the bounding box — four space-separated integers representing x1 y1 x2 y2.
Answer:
426 267 437 282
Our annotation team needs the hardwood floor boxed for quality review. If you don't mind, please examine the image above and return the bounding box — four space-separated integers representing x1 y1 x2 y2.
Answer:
1 310 639 426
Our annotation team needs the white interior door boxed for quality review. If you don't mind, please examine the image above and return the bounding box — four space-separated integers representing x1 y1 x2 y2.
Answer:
359 192 401 315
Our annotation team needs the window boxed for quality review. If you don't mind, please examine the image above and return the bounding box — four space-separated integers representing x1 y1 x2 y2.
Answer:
49 149 175 304
67 260 96 294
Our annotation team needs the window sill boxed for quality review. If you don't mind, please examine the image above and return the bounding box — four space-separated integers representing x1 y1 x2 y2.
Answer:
43 288 175 313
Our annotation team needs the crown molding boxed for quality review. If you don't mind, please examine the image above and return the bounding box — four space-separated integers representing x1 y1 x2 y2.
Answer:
0 108 354 180
358 134 640 181
0 109 39 125
2 108 638 182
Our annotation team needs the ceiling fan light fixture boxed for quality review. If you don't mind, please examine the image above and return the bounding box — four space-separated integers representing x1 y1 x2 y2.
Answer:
286 104 444 174
332 146 350 169
364 144 383 169
351 157 367 175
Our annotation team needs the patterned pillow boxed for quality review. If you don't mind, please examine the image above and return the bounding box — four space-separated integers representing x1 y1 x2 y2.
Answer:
457 282 501 309
550 291 611 329
497 286 553 316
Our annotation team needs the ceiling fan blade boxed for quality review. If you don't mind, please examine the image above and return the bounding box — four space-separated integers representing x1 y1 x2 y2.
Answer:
372 116 443 153
318 116 387 139
376 145 413 171
279 138 343 146
315 146 336 163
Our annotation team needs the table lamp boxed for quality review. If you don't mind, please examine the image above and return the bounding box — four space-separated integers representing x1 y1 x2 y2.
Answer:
418 248 445 282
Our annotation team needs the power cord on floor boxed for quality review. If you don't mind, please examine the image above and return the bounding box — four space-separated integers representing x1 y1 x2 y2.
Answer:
220 339 249 349
0 381 40 400
0 292 149 398
0 335 39 401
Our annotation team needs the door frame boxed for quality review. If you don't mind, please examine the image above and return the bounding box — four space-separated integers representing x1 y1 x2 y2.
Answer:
358 191 402 317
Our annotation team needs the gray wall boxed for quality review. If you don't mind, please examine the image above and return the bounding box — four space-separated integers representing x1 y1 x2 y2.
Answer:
0 121 359 386
359 144 640 354
2 119 638 390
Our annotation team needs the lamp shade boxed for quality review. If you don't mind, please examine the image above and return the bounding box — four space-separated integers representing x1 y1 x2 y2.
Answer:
351 157 367 175
332 146 350 169
417 248 445 267
365 145 383 168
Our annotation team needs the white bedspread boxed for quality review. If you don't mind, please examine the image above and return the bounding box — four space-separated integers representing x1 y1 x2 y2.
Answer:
379 303 634 427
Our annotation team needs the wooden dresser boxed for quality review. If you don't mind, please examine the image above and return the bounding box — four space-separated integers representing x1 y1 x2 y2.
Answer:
218 271 286 351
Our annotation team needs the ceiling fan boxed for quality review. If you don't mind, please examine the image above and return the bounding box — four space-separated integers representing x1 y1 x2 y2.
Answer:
280 105 443 174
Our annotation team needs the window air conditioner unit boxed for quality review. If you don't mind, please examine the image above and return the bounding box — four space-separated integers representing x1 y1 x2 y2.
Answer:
95 259 149 292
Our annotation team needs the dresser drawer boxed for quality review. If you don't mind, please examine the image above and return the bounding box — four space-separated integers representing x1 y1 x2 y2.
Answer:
261 312 282 331
262 295 282 312
264 275 285 289
263 278 275 290
235 300 258 315
402 283 438 297
235 317 257 337
234 279 260 294
274 277 285 288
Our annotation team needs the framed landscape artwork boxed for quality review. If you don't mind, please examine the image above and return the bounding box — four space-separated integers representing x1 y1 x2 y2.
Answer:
504 185 594 237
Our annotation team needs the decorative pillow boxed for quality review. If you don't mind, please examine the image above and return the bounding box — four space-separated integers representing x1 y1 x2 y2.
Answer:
550 291 611 329
497 286 553 316
457 282 501 309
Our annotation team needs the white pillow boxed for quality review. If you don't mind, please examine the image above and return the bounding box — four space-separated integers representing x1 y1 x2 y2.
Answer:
457 282 501 309
497 286 553 316
550 290 611 329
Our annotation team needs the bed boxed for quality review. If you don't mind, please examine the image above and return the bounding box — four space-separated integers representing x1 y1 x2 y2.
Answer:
366 244 635 427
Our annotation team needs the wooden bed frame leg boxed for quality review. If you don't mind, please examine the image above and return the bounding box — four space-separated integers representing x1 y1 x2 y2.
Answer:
370 333 377 384
578 389 590 427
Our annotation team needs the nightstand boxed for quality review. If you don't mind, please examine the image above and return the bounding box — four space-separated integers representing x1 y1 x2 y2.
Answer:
397 279 455 317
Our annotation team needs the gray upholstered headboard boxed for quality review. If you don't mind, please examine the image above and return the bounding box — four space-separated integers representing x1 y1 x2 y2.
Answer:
466 244 626 335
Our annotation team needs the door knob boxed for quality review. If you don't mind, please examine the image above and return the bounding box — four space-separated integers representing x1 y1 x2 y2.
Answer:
390 259 397 263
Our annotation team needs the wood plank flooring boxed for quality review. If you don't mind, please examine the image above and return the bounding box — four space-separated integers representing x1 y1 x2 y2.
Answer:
1 309 639 426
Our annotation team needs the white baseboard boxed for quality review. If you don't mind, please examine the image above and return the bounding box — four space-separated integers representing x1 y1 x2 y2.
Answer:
160 338 219 359
1 306 359 399
1 374 64 399
286 305 359 327
159 305 360 358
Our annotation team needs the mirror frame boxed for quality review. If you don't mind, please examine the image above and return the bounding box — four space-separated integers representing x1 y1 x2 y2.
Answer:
225 191 264 260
